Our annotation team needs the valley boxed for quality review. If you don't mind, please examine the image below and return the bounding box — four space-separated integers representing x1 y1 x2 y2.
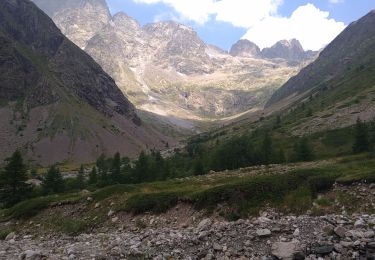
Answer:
1 0 375 259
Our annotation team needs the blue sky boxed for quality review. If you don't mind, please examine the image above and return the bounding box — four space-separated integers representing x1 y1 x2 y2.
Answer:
106 0 375 51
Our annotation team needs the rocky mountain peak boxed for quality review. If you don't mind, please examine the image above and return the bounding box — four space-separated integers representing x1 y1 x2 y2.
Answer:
261 38 306 62
229 39 261 58
111 12 141 32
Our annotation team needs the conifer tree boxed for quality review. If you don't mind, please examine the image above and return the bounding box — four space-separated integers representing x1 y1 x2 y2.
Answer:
110 152 121 183
0 151 31 207
262 132 273 165
353 118 370 153
89 166 98 184
42 165 64 195
76 165 85 189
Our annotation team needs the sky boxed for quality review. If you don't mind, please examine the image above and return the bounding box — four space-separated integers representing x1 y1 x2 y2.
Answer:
106 0 375 51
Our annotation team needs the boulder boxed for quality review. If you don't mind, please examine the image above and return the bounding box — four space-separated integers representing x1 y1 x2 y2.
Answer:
256 229 272 237
271 242 302 260
334 226 347 238
197 219 212 231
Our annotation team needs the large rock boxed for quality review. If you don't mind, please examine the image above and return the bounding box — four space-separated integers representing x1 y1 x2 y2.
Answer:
271 242 302 260
256 229 272 237
334 226 347 238
197 218 212 231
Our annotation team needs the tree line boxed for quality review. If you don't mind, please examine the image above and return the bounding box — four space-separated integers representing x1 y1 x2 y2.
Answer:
0 117 374 208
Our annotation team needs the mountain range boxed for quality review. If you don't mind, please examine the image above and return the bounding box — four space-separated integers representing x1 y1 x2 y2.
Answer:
31 0 317 131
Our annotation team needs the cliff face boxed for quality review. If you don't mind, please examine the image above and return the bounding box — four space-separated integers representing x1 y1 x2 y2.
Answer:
0 0 170 165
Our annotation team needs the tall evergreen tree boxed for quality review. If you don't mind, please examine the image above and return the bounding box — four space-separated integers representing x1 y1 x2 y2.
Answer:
294 138 314 162
110 152 121 183
0 151 31 207
89 166 98 184
96 154 109 185
76 165 85 190
262 132 273 165
42 165 65 195
134 151 149 183
353 118 370 153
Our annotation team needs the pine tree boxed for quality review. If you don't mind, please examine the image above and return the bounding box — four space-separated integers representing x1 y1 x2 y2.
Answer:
76 165 85 190
262 132 273 165
42 165 65 195
193 159 205 176
0 151 31 207
353 118 370 153
110 152 121 183
96 154 108 186
278 148 286 164
134 151 149 183
89 166 98 184
294 138 314 162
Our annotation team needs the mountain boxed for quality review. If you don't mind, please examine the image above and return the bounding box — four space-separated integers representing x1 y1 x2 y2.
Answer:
0 0 170 165
265 10 375 133
229 39 261 58
31 0 314 127
261 39 308 62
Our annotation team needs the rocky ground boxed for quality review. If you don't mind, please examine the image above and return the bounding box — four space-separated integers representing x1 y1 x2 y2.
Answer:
1 182 375 260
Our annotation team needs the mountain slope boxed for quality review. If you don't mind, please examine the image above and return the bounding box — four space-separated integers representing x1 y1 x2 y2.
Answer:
267 10 375 107
262 10 375 134
0 0 170 166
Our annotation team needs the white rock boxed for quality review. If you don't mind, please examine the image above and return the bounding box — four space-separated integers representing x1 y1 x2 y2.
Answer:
271 242 301 260
5 231 16 241
107 210 115 217
293 228 300 237
197 218 212 231
256 229 272 237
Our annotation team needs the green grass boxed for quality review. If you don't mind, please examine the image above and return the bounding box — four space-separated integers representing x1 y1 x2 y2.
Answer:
55 218 92 235
92 184 139 201
0 228 12 240
0 193 82 220
2 153 375 227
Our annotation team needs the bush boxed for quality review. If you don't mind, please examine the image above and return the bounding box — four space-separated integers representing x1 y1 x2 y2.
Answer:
124 192 180 214
92 184 138 201
57 219 90 235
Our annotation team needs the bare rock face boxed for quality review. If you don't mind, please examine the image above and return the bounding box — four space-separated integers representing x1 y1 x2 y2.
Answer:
32 0 111 49
261 39 307 62
229 39 261 58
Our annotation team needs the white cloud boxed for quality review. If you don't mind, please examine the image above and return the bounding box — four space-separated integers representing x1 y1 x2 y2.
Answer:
242 4 346 51
133 0 282 26
329 0 344 4
133 0 215 24
132 0 345 51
